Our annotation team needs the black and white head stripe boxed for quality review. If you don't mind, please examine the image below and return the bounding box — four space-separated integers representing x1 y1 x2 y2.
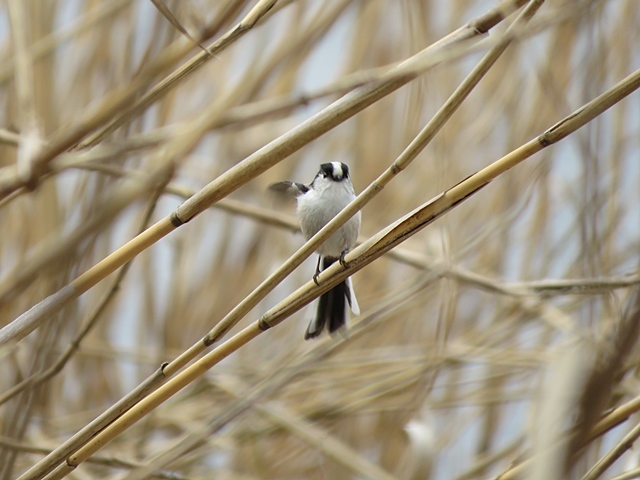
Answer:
319 162 349 181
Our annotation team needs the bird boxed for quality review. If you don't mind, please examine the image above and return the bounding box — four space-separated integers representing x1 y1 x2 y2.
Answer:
269 162 361 339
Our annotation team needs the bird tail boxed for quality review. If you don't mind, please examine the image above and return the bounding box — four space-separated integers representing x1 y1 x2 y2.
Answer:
305 257 359 340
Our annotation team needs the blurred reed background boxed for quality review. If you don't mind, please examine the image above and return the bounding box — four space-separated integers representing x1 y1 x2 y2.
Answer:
1 0 640 479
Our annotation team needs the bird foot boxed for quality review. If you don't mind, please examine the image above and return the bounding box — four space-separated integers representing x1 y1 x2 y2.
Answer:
339 250 349 268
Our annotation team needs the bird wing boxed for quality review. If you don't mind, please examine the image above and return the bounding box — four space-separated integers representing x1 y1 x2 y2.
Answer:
268 181 309 198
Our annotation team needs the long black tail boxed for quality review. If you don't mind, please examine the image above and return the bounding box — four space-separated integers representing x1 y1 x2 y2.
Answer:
304 257 348 339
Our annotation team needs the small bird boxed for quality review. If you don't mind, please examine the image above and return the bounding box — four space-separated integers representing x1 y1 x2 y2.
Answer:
270 162 361 339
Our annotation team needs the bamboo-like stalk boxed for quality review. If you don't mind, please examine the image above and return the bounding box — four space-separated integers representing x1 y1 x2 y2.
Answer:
581 420 640 480
49 273 433 480
0 182 166 407
496 291 640 480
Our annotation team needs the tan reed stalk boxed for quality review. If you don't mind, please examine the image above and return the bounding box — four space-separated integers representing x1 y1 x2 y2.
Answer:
496 291 640 480
79 0 285 148
0 181 166 407
581 420 640 480
63 274 434 480
0 0 134 85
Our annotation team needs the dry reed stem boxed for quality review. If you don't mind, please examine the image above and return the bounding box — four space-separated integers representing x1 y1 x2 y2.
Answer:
218 378 399 480
149 1 204 52
6 0 40 188
497 291 640 480
0 437 186 480
0 182 166 407
79 0 281 149
102 277 429 480
581 420 640 480
0 162 175 333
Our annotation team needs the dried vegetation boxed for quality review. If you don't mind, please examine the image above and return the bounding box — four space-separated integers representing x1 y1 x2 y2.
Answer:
1 0 640 479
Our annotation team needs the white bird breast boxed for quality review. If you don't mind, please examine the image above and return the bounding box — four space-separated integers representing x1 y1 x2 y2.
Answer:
296 177 361 257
